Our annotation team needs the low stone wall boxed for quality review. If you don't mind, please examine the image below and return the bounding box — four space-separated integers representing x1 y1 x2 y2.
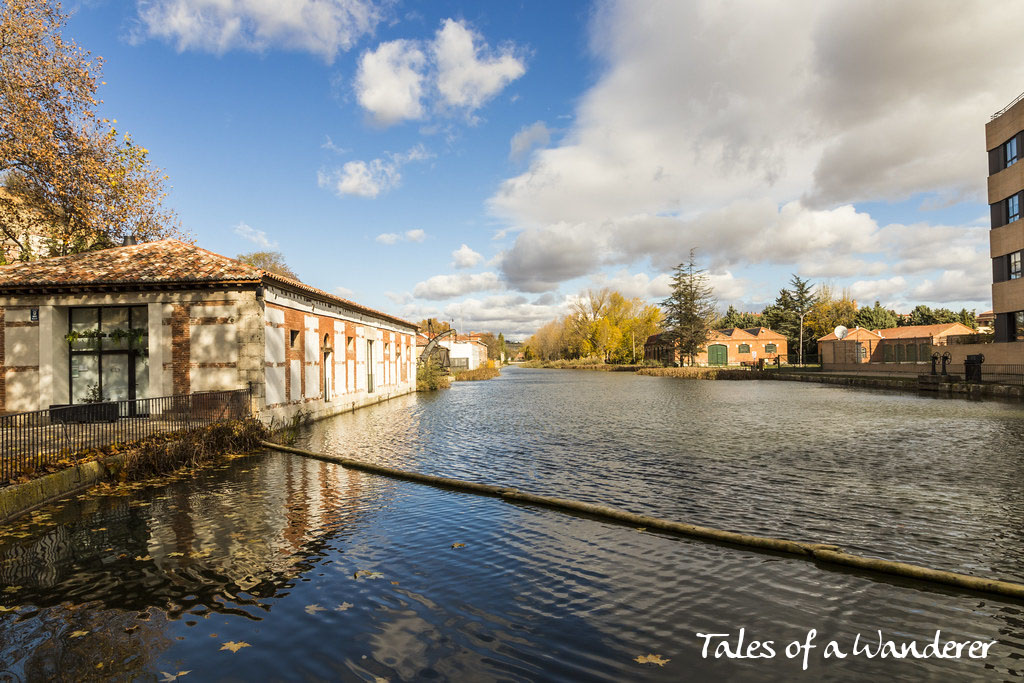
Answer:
257 384 415 427
771 372 1024 399
0 453 126 523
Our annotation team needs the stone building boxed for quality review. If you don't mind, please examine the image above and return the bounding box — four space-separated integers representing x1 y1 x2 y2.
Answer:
989 92 1024 343
0 240 418 421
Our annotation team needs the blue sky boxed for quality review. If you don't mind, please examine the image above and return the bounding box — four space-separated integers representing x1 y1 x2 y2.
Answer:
63 1 1024 337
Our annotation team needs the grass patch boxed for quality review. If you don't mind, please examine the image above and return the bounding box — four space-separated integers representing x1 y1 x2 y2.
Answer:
636 366 770 380
112 418 270 482
452 366 501 381
417 363 452 391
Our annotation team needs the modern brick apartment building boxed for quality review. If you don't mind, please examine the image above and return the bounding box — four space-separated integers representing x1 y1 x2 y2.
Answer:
988 92 1024 342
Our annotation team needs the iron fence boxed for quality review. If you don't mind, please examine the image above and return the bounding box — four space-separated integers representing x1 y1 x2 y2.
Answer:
0 387 252 484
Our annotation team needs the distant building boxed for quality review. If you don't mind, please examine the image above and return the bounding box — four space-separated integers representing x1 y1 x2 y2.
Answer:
0 240 417 420
977 310 995 333
817 323 977 368
988 92 1024 342
440 335 488 370
644 327 788 366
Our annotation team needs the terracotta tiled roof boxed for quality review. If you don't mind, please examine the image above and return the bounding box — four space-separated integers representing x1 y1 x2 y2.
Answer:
0 239 416 329
873 323 976 339
818 327 883 342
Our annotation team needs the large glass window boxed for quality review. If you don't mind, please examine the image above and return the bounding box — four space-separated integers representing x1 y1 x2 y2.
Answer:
1008 194 1020 223
1016 311 1024 342
68 306 149 403
1012 251 1023 280
1006 137 1018 168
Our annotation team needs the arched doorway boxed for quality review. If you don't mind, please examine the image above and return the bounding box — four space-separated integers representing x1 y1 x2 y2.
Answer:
708 344 728 366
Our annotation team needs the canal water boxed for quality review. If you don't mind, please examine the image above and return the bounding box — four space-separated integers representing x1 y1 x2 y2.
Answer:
2 367 1024 680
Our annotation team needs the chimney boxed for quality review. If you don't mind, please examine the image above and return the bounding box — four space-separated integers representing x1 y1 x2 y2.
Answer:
122 235 138 246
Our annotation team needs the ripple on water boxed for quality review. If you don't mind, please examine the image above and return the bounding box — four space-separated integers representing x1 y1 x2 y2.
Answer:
1 369 1023 680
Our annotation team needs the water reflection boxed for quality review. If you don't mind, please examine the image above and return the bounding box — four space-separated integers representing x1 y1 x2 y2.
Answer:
1 369 1024 680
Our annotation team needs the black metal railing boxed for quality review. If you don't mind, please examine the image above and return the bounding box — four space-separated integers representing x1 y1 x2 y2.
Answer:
0 387 252 484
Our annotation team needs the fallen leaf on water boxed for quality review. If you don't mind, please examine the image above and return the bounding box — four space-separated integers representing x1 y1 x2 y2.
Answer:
353 570 383 580
304 604 326 615
70 630 90 638
451 543 465 549
634 528 646 533
159 671 191 682
634 654 670 666
0 606 21 613
134 555 152 562
390 581 399 585
168 552 185 558
335 603 353 611
2 586 21 593
220 641 251 653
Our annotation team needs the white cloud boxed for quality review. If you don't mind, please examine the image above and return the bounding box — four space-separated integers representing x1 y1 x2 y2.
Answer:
134 0 381 62
375 228 428 245
233 222 276 249
400 293 573 338
451 244 483 269
333 285 355 298
489 0 1022 300
355 39 426 125
352 18 525 126
412 272 502 299
433 18 525 111
911 270 991 305
847 277 908 307
509 121 551 162
318 144 430 198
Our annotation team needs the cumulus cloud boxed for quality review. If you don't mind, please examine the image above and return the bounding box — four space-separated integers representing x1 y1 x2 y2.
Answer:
489 0 1022 305
911 270 991 305
318 145 430 198
509 121 551 162
412 272 502 299
353 18 525 126
355 39 426 125
432 18 525 110
134 0 381 62
847 277 908 307
451 244 483 269
375 229 428 245
234 222 276 249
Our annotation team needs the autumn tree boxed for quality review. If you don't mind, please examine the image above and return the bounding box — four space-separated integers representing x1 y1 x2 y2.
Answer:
661 249 717 366
417 318 452 335
237 250 299 280
0 0 178 259
805 285 857 340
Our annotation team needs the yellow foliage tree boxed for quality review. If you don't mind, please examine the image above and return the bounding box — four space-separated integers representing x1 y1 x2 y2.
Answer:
0 0 179 260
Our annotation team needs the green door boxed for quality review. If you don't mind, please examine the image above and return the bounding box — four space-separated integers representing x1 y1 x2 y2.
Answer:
708 344 728 366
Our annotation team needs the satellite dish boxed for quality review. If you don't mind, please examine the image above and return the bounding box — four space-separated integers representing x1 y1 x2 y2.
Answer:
834 325 849 340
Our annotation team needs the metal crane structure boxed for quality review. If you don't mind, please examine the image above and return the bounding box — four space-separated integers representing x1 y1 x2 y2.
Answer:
418 327 455 369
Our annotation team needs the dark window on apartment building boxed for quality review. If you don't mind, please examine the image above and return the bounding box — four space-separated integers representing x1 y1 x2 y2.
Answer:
991 133 1024 174
993 250 1024 282
993 191 1024 228
1009 194 1021 223
1016 312 1024 342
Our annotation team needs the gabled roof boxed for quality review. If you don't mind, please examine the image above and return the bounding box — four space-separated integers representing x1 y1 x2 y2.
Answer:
874 322 976 339
0 239 415 329
818 327 883 342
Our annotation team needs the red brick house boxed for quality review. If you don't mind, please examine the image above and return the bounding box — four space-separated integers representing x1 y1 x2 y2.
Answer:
817 322 977 369
645 327 788 366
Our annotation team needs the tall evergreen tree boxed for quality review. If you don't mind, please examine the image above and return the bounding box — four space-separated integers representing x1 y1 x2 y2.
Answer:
788 274 816 365
661 248 717 366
